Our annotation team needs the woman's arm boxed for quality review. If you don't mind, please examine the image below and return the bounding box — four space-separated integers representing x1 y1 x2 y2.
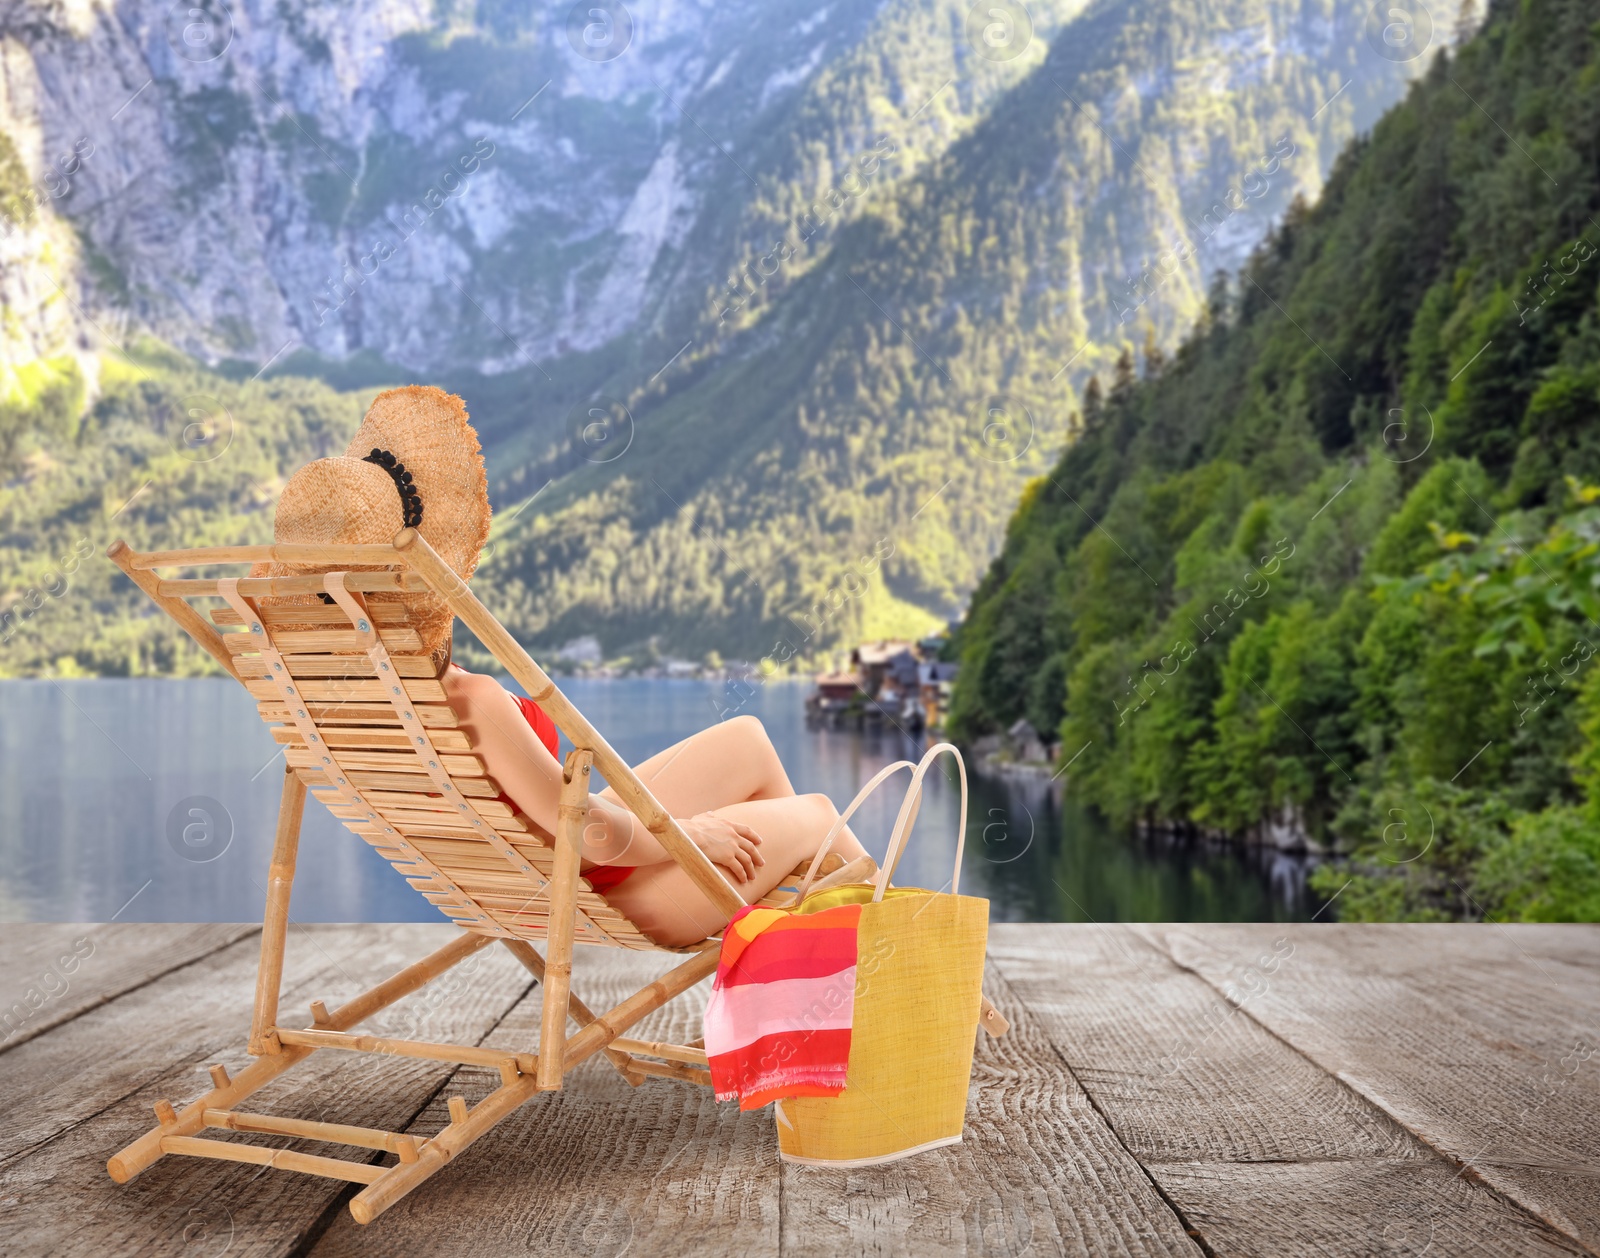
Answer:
442 667 672 864
583 804 764 881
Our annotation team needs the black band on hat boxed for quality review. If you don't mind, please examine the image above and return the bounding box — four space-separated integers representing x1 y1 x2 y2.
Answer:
363 448 424 529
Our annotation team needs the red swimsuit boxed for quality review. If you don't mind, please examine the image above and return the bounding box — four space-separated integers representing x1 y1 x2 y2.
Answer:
508 691 635 893
509 693 560 759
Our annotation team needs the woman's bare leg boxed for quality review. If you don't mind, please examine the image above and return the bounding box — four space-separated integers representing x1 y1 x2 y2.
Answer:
598 714 796 815
444 676 794 850
602 794 872 948
601 714 865 895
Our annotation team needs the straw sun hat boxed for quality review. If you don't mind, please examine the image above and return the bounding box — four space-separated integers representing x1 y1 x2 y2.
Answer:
250 385 492 661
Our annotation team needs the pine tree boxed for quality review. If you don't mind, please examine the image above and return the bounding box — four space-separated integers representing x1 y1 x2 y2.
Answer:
1081 376 1104 429
1206 270 1230 329
1141 326 1166 379
1111 345 1136 397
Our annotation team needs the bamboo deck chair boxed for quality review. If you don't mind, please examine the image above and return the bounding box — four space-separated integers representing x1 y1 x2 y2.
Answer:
100 528 887 1223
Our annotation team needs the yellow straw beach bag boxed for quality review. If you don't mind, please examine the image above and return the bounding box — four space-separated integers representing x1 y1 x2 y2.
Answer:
775 744 989 1166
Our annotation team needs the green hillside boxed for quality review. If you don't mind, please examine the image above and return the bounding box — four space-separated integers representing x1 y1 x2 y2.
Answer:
950 0 1600 920
0 345 368 677
480 0 1419 663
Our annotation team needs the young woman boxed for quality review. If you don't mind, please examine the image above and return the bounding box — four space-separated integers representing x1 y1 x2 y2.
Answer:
256 384 868 947
442 670 868 946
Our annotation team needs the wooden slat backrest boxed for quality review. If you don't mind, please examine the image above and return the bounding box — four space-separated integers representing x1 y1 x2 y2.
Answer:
104 542 670 949
233 585 633 948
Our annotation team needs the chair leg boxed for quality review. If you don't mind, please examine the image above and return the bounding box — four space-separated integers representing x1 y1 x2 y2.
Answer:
500 940 647 1086
250 765 307 1055
536 748 591 1091
349 944 719 1224
109 930 496 1184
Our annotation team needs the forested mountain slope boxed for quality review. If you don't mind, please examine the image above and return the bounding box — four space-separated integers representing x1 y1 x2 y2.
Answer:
446 0 1103 473
0 0 1112 677
481 0 1424 660
949 0 1600 920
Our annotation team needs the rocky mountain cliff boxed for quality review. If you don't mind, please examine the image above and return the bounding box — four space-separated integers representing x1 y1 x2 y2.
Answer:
0 0 1091 379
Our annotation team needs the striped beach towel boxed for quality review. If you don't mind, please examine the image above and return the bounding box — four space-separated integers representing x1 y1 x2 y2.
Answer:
703 903 863 1110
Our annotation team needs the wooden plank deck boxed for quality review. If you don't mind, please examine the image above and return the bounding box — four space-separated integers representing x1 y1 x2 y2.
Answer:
0 923 1593 1256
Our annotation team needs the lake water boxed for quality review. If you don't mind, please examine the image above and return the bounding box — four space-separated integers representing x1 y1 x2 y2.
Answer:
0 678 1319 923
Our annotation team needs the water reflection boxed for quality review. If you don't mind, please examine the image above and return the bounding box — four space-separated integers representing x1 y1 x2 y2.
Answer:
907 750 1320 924
774 690 1320 923
0 677 1319 922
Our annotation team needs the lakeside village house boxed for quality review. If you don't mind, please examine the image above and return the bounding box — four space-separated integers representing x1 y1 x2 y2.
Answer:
806 638 960 731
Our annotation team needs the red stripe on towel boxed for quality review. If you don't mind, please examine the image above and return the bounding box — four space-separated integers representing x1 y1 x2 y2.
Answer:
708 1028 855 1111
718 928 860 987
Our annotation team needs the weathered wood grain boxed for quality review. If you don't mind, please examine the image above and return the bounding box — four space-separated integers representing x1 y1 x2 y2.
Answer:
780 957 1202 1257
0 924 255 1053
2 923 1595 1257
0 925 532 1257
1143 924 1600 1250
991 925 1586 1257
310 944 780 1257
0 926 449 1166
1152 1158 1588 1258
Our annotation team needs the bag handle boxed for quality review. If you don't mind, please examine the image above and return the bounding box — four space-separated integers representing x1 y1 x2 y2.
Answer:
795 759 915 902
873 742 968 902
